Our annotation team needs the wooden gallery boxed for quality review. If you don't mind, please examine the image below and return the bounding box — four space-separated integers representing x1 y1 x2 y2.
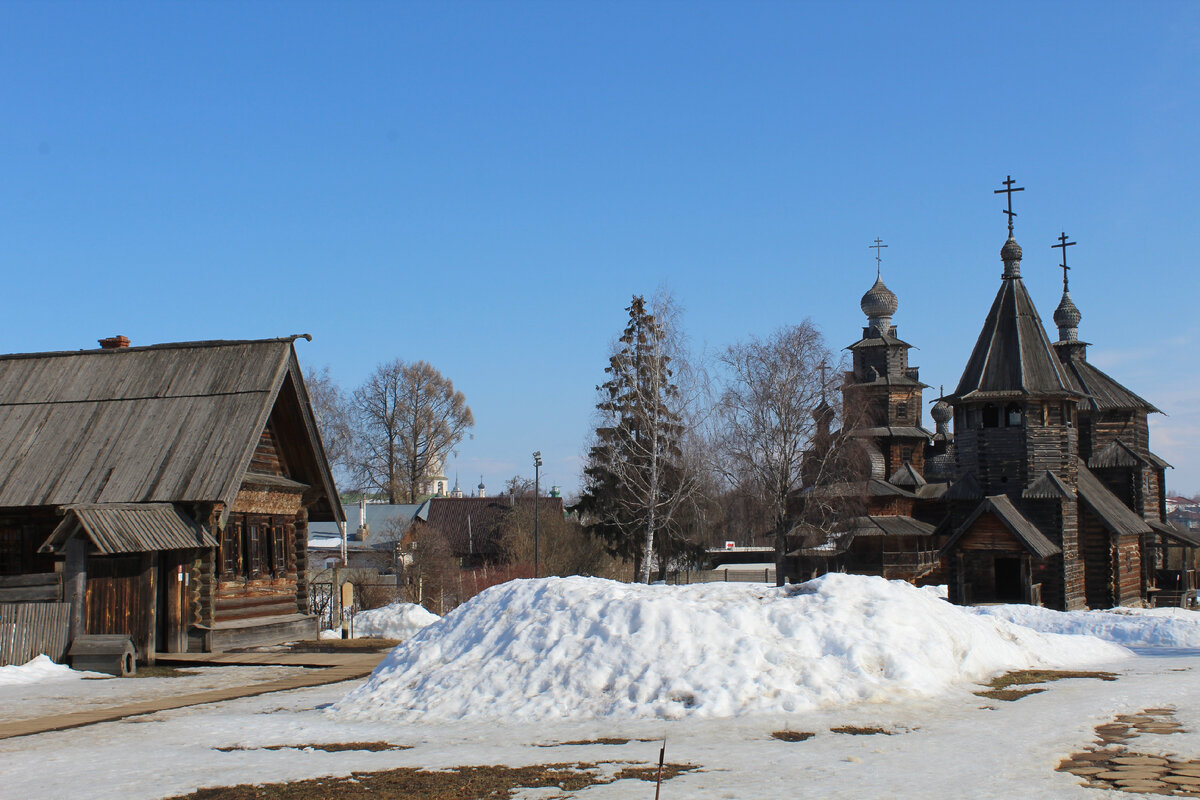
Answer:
0 336 343 666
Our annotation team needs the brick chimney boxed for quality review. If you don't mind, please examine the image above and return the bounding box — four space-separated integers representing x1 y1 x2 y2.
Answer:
98 335 131 350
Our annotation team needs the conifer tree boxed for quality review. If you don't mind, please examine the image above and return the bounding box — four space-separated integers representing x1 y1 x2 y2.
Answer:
575 295 696 583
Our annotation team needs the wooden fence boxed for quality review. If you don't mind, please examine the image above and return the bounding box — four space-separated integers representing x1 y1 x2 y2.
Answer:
668 568 778 585
0 603 71 666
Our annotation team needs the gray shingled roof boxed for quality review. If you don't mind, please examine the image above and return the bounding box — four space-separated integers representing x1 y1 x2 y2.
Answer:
0 337 342 523
40 503 217 554
1055 348 1160 413
951 269 1076 401
941 494 1061 559
1076 461 1153 537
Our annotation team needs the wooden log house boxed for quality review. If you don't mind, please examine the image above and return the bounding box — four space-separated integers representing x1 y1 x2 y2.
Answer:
0 335 343 663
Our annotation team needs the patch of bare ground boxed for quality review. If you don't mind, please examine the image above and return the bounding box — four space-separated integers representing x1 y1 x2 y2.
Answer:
830 726 893 736
771 730 816 742
166 762 699 800
216 742 411 753
1057 708 1199 795
975 669 1117 701
280 638 401 654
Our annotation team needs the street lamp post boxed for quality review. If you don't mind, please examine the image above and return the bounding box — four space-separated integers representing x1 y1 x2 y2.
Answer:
532 451 542 578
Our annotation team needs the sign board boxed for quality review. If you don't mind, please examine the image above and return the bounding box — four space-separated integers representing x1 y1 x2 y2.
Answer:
340 581 355 611
725 541 735 550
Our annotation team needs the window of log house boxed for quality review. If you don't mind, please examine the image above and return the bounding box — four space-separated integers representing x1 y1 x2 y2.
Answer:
1005 403 1023 427
222 515 291 580
0 524 24 574
982 403 1000 428
896 402 908 419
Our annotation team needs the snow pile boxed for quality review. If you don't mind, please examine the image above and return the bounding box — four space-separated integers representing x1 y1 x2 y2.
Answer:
351 601 441 640
0 655 102 686
334 574 1130 722
971 604 1200 648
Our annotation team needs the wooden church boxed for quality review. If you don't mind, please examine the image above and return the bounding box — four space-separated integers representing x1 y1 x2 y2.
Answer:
793 178 1198 610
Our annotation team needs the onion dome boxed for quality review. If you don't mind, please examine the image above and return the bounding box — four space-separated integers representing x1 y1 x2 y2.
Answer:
860 276 898 334
1054 290 1082 342
1001 236 1022 278
931 398 952 425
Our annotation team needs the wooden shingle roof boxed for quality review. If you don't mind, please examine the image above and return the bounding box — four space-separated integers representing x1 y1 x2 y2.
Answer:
0 337 342 522
940 494 1061 559
1055 349 1160 413
1076 460 1153 538
40 503 217 554
951 271 1076 401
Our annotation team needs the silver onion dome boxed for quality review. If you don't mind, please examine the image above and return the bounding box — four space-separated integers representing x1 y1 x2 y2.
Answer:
1054 290 1082 341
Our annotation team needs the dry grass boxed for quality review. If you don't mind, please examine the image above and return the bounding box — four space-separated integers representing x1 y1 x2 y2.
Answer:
771 730 816 742
974 669 1117 701
166 761 699 799
830 725 893 736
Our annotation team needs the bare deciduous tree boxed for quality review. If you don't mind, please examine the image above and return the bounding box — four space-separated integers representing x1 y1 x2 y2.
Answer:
352 360 474 503
304 364 354 480
715 321 841 585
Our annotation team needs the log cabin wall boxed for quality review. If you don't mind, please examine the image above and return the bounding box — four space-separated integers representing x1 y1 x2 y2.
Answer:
1115 532 1143 606
1079 507 1114 608
215 484 306 624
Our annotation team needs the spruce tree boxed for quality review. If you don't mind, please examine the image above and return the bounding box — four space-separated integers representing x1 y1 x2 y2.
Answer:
574 295 693 583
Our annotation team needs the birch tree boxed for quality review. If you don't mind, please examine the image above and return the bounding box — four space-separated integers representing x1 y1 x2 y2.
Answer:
715 321 840 585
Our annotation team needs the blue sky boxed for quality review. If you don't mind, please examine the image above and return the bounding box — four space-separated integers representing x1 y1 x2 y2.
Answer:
3 1 1197 496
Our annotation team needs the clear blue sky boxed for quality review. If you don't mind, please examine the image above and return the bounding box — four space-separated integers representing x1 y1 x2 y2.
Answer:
3 1 1197 496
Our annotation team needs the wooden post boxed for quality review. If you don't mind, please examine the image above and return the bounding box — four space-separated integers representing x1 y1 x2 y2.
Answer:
141 553 157 665
64 537 87 645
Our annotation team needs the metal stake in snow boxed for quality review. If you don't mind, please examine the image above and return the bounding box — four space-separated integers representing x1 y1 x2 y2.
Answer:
654 739 666 800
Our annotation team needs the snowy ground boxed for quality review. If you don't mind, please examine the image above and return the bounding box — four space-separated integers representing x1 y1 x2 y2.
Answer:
0 663 318 723
1 575 1198 799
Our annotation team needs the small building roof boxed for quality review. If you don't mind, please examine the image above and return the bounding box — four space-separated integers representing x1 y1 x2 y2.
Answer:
41 503 217 555
940 494 1061 559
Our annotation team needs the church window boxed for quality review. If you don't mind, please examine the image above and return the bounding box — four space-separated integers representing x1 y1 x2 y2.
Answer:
1005 403 1023 427
896 402 908 419
982 404 1000 428
901 447 913 463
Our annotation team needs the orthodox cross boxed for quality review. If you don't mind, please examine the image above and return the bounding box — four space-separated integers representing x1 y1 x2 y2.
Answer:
818 360 829 402
994 175 1025 235
1052 231 1076 289
870 238 888 278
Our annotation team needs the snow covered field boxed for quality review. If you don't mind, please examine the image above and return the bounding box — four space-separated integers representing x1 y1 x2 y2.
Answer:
1 575 1198 799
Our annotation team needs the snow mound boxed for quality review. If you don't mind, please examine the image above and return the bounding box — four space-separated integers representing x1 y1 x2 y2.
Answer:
334 574 1130 722
351 601 440 640
0 655 103 686
971 604 1200 648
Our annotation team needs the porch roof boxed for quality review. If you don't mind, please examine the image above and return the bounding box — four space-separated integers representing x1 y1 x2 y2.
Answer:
40 503 217 555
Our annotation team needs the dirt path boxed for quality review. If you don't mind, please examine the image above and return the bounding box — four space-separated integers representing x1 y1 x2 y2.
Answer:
0 652 383 741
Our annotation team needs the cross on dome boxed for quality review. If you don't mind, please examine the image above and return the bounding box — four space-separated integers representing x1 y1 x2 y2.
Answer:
1052 231 1076 290
994 175 1025 235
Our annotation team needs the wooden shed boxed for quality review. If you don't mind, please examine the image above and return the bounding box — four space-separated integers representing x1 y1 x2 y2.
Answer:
0 335 343 663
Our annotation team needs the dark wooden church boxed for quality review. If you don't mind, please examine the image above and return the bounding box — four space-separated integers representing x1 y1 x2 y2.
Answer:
0 335 343 664
793 179 1198 609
